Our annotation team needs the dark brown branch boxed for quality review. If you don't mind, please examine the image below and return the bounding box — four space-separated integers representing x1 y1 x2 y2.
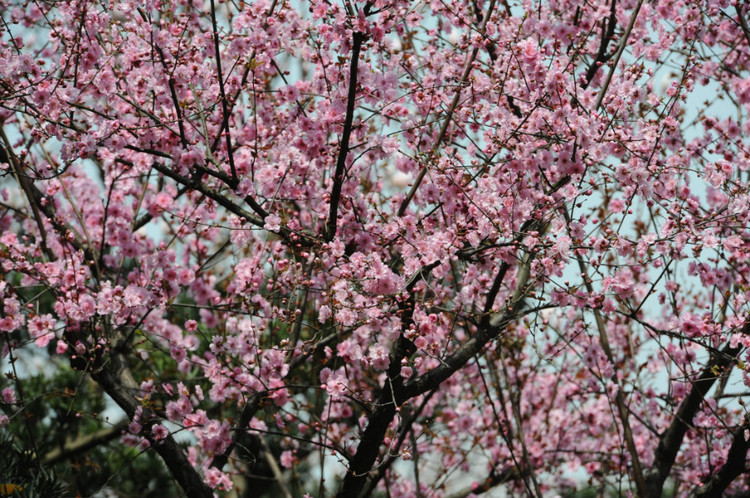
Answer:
336 273 424 497
594 0 644 110
0 130 50 258
146 160 314 246
91 348 213 498
336 242 533 498
210 0 238 182
483 217 547 315
41 422 128 466
483 262 510 314
691 420 750 498
209 392 262 470
581 0 617 90
403 230 537 401
211 328 357 472
335 333 414 497
735 4 750 49
360 389 439 497
1 129 100 269
405 260 440 292
140 7 188 150
474 0 522 118
209 0 281 155
324 23 368 242
403 296 526 401
147 160 264 225
644 341 745 497
123 144 268 218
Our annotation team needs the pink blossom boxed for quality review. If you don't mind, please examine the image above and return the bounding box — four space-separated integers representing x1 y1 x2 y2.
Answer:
122 285 146 307
2 387 15 404
28 313 56 347
151 424 168 440
280 450 294 468
318 305 332 323
0 317 17 333
147 192 173 216
2 2 750 496
321 368 348 400
56 341 68 354
203 468 232 491
368 344 390 370
608 198 625 213
264 214 282 232
129 421 142 435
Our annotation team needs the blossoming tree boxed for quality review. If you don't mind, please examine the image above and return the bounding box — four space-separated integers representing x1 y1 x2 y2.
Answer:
2 0 750 496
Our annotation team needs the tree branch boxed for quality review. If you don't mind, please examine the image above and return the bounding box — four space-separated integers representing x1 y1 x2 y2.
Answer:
398 0 497 217
644 340 745 497
209 392 262 470
210 0 238 182
139 8 188 150
594 0 644 110
91 346 213 498
41 422 128 466
336 297 418 497
335 242 535 497
325 20 368 242
403 241 534 400
565 200 646 496
1 128 98 266
735 4 750 49
258 435 294 498
691 419 750 498
582 0 617 89
1 127 51 259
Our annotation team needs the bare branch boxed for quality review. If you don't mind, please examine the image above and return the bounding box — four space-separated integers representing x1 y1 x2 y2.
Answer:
41 422 128 466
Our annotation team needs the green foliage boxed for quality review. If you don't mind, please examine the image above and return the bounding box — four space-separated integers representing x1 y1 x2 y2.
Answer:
0 363 179 497
55 444 180 498
0 436 68 497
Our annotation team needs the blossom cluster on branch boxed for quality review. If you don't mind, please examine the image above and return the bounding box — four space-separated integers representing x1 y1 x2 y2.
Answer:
2 0 750 496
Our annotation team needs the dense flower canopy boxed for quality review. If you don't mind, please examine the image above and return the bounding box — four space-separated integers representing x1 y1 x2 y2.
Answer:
2 0 750 496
